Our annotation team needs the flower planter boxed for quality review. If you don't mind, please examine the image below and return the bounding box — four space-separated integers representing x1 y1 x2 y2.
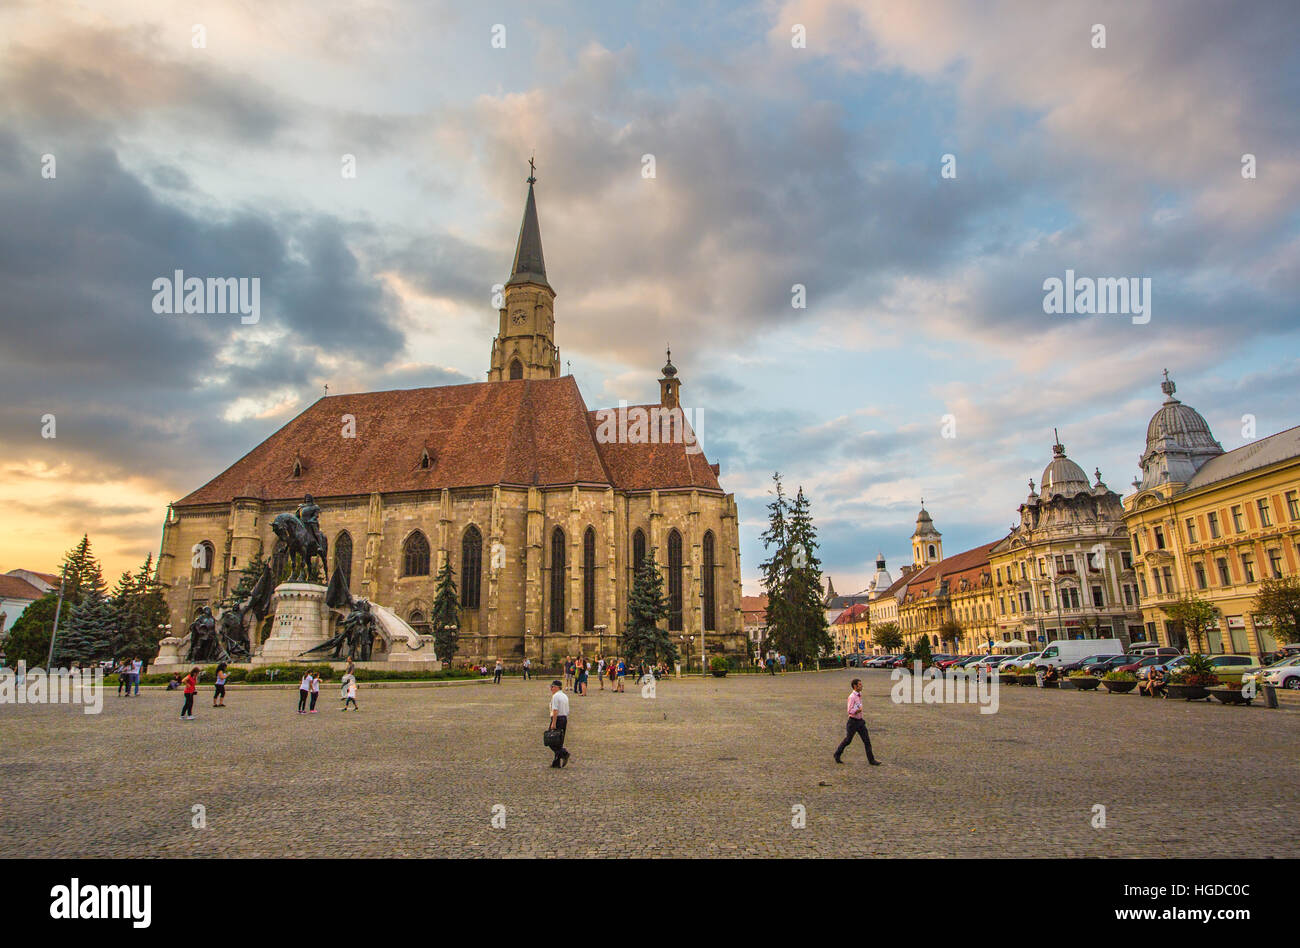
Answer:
1017 674 1037 686
1059 677 1077 690
1069 677 1101 691
1163 683 1210 701
1102 679 1137 694
710 669 727 678
1208 687 1250 705
998 674 1018 687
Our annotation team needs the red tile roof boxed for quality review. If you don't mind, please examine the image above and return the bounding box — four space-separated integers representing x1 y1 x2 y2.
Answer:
0 576 45 601
176 378 721 507
902 540 1001 601
586 405 721 492
833 603 869 625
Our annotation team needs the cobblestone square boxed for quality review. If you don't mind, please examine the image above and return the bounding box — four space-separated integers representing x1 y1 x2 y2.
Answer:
2 669 1297 858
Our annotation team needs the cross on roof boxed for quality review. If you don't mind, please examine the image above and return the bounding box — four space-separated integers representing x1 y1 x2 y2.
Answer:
527 155 537 184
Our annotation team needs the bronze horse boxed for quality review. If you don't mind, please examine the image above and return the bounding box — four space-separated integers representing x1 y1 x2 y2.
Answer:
270 512 328 582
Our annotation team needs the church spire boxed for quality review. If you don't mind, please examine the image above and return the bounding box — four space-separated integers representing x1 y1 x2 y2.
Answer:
488 161 559 382
507 158 550 291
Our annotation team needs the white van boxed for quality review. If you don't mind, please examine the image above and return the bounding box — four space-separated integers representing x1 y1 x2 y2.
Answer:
1033 639 1125 668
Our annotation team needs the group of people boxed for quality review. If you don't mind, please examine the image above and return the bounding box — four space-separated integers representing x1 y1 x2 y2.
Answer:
298 666 359 712
113 658 145 696
561 655 638 695
756 653 788 674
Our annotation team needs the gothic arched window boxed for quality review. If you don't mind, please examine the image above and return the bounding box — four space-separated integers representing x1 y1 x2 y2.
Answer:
668 529 683 632
583 527 597 631
632 528 646 575
509 359 523 380
702 530 716 632
549 527 566 636
408 609 429 635
196 541 216 585
403 531 430 577
334 531 353 587
462 525 483 609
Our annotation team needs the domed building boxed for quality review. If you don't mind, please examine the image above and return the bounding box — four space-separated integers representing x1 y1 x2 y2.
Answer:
1123 372 1300 657
988 433 1144 649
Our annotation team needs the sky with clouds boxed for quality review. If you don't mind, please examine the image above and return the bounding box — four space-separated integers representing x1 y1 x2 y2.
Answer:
2 0 1297 594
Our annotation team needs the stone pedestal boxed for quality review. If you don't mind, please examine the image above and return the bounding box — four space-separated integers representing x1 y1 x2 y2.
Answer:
254 583 332 665
153 637 187 668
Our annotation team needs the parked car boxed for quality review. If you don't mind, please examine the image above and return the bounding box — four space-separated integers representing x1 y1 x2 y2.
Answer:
1127 645 1182 658
865 655 898 668
1061 653 1125 675
936 655 970 670
997 652 1040 669
1092 654 1140 676
968 655 1011 671
1245 656 1300 691
1117 655 1170 676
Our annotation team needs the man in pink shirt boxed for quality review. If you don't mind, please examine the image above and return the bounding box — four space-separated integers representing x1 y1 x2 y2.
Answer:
833 678 880 765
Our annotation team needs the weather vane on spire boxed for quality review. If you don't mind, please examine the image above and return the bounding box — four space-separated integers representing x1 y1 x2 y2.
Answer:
527 154 537 185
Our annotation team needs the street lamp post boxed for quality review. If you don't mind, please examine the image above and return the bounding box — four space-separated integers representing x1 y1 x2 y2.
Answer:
45 567 68 668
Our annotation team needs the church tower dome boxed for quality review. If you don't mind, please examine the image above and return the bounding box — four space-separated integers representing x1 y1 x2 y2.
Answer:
1138 370 1224 489
488 160 560 382
1040 431 1090 498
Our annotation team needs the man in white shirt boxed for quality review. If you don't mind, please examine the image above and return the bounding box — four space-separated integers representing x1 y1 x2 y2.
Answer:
548 680 571 768
130 658 143 696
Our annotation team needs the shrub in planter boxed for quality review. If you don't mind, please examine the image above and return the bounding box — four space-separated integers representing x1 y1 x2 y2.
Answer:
1102 670 1137 693
709 656 728 677
1068 670 1101 690
1209 684 1251 705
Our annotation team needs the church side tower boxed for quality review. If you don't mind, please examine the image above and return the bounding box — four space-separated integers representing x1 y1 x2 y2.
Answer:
488 163 560 381
911 503 943 568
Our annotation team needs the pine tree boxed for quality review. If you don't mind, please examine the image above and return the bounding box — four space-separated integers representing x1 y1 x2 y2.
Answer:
759 473 792 656
55 588 115 666
111 553 171 662
430 559 461 665
622 552 677 666
912 635 933 668
784 486 832 663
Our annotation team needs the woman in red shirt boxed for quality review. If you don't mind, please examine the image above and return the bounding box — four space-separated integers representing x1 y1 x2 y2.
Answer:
181 666 199 720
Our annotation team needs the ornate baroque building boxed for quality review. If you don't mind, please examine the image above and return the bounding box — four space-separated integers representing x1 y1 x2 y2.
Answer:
1122 373 1300 657
988 436 1144 648
155 174 745 665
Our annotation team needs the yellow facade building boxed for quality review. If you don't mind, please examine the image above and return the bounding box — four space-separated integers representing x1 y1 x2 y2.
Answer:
1122 374 1300 658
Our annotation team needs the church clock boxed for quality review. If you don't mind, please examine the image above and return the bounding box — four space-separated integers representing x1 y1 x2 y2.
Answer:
511 310 527 326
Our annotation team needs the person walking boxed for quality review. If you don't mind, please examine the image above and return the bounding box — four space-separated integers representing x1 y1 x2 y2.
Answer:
180 666 199 721
213 662 229 708
597 655 606 691
615 657 626 692
493 658 504 684
343 677 359 711
309 671 321 712
131 657 143 696
547 680 570 768
339 667 356 705
116 660 131 697
298 671 312 713
522 656 531 681
833 678 880 765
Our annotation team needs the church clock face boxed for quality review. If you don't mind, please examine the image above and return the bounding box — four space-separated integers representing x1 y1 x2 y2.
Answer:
511 310 527 326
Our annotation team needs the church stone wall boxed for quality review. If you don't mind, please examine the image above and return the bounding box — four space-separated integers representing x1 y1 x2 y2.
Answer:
159 485 744 667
